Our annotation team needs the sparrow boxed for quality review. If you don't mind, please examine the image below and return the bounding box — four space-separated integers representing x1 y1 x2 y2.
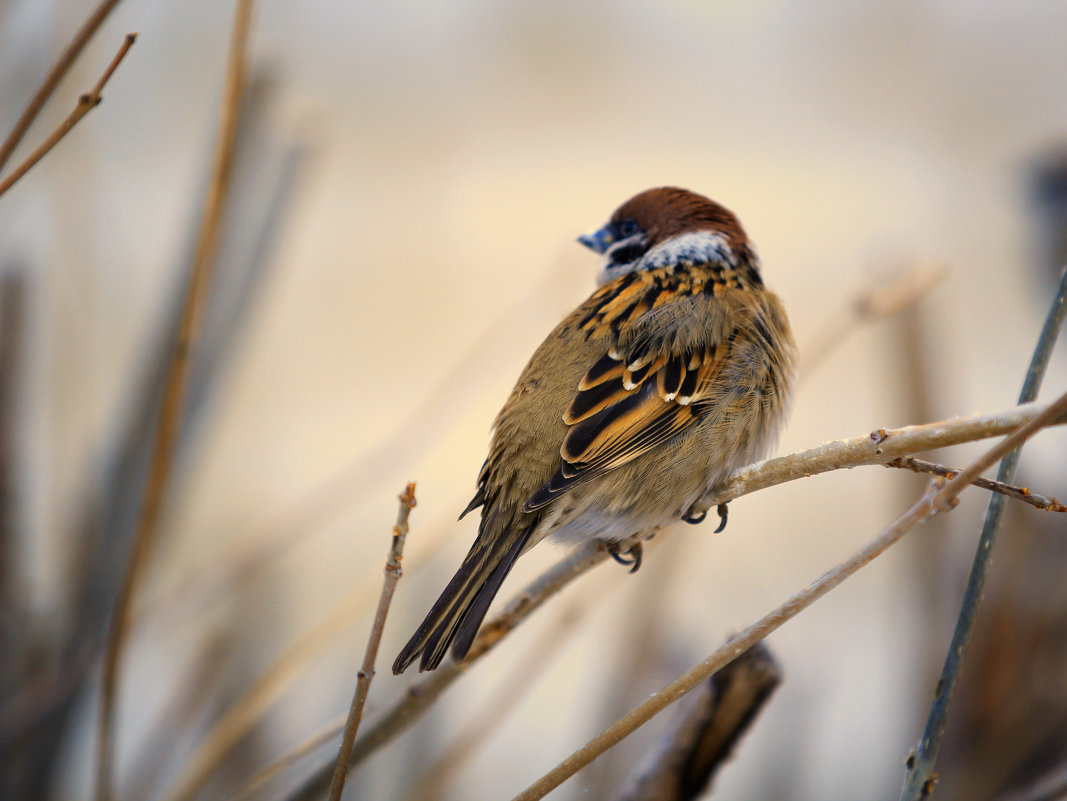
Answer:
392 187 796 674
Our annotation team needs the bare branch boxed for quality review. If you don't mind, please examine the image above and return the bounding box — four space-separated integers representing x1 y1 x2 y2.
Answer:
695 398 1067 513
885 456 1066 513
282 541 609 801
901 265 1067 801
159 550 427 801
508 388 1067 801
614 642 781 801
93 4 254 799
0 0 124 173
278 396 1067 800
327 484 416 801
0 33 136 198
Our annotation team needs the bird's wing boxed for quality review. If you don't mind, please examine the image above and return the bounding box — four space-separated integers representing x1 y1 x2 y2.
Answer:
523 323 732 511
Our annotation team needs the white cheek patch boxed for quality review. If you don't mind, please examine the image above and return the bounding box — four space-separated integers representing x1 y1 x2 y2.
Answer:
639 231 737 270
596 231 739 284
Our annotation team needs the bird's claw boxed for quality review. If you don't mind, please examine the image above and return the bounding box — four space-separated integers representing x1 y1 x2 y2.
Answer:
681 507 707 525
608 542 643 573
713 502 729 533
681 502 729 532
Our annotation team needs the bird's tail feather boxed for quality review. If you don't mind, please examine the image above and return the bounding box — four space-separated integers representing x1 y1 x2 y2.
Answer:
392 526 530 674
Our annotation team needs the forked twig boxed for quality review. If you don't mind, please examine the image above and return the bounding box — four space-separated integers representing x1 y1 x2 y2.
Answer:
327 483 417 801
0 33 136 198
885 456 1065 512
509 388 1067 801
695 399 1067 513
93 3 254 799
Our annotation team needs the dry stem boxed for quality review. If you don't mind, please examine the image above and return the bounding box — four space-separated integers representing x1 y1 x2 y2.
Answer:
93 4 253 799
695 399 1066 513
327 484 417 801
0 33 136 198
0 0 124 173
901 265 1067 801
614 643 781 801
508 388 1067 801
885 456 1065 512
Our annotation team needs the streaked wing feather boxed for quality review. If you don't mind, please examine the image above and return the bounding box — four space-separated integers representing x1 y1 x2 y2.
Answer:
524 335 731 511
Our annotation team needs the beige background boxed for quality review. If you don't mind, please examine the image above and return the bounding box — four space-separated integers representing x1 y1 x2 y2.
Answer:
3 1 1066 799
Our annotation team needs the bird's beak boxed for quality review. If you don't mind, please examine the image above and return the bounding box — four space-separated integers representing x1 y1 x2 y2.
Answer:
578 225 613 254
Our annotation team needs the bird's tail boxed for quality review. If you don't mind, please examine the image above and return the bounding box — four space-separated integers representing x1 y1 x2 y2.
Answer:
392 523 532 674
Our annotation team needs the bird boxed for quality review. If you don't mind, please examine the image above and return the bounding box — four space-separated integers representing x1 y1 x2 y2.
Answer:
392 187 796 674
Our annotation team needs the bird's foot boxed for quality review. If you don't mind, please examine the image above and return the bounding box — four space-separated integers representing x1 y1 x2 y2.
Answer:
681 501 729 533
607 541 643 574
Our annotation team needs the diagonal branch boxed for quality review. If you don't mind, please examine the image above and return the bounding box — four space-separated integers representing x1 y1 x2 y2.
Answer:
0 0 124 173
0 33 136 198
885 456 1065 513
280 396 1067 800
614 642 782 801
696 398 1067 512
509 387 1067 801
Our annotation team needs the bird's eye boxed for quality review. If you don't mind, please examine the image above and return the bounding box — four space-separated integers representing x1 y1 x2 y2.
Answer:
620 220 639 237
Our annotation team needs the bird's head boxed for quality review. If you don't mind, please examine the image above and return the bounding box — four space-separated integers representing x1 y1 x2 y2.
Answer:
579 187 753 285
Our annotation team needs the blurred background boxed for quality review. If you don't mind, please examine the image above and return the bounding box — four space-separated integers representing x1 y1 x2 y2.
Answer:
2 1 1066 799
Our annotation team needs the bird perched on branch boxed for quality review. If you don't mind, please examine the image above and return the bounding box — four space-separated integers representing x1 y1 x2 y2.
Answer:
393 187 796 674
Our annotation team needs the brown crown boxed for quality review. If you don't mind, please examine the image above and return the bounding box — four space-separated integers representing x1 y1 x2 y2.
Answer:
610 187 749 250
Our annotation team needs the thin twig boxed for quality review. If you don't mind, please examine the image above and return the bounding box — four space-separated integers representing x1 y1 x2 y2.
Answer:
227 606 580 801
92 3 254 799
0 0 124 172
509 388 1067 801
901 266 1067 801
886 456 1066 512
327 484 417 801
281 397 1067 800
0 33 136 198
695 398 1067 513
614 643 782 801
